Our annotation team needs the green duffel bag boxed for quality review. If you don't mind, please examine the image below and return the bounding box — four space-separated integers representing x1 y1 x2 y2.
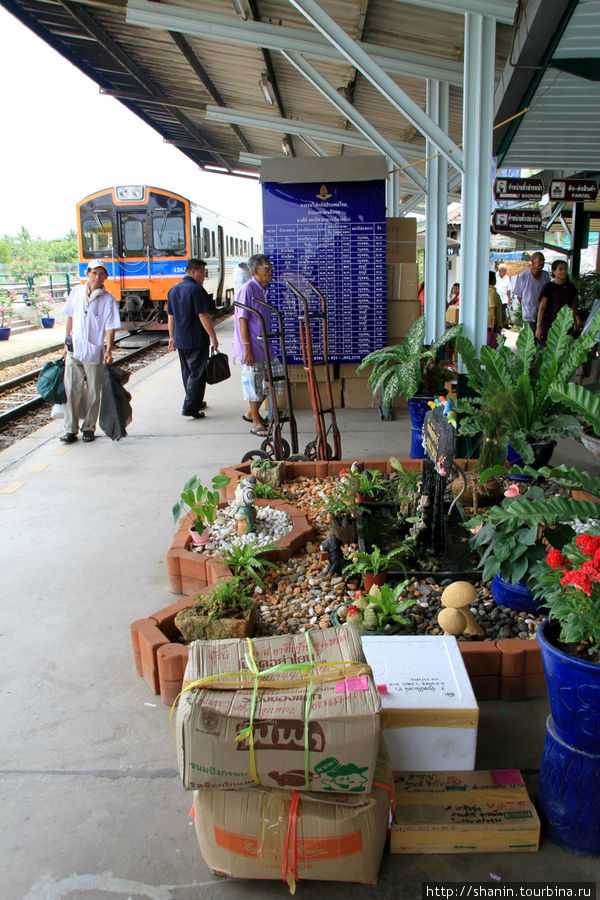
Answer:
37 357 66 404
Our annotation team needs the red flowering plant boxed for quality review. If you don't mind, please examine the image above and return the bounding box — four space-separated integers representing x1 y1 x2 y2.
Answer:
531 527 600 661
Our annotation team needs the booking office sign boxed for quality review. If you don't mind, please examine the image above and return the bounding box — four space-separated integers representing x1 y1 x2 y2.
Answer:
262 178 387 364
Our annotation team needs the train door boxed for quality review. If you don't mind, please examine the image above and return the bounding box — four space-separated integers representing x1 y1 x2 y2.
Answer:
118 209 149 282
216 224 225 306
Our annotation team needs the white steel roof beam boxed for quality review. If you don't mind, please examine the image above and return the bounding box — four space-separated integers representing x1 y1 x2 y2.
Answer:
124 0 463 86
286 0 464 172
204 105 426 158
389 0 517 26
282 50 427 191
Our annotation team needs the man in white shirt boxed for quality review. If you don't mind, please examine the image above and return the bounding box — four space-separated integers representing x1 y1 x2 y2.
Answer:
495 263 512 326
513 252 550 334
61 259 121 443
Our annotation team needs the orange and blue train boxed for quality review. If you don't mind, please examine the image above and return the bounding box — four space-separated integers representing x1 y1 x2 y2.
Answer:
76 185 261 324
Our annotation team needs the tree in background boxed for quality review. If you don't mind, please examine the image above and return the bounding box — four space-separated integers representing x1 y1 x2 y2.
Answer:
2 226 77 288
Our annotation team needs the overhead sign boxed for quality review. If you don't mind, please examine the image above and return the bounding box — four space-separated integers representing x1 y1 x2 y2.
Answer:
492 209 543 233
493 177 543 201
549 179 598 202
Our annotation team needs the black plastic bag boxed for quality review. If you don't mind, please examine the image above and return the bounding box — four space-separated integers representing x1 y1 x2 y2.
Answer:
37 357 66 403
99 363 132 441
205 349 231 385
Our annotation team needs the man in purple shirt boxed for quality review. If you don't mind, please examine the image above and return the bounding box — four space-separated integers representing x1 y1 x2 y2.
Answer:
232 254 273 435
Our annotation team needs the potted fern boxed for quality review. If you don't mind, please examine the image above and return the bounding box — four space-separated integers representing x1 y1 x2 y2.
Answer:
174 576 257 641
357 316 462 458
217 537 280 589
344 543 407 591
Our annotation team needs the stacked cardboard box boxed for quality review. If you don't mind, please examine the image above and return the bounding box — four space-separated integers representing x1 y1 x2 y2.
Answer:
391 769 540 854
177 626 393 884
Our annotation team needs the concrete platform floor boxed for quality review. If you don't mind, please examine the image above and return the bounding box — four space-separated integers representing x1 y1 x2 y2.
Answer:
1 317 599 899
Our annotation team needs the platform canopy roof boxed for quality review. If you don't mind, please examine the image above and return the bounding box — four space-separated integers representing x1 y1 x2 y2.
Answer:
2 0 599 218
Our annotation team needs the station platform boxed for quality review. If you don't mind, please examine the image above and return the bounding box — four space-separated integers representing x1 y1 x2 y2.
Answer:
1 317 599 899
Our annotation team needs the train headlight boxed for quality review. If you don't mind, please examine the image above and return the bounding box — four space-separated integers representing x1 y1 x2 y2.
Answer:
116 185 144 201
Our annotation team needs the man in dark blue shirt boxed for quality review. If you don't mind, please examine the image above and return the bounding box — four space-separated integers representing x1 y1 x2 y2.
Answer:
167 258 219 418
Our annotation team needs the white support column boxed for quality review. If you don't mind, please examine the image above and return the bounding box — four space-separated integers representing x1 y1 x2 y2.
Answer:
459 12 495 350
387 158 400 217
424 80 449 343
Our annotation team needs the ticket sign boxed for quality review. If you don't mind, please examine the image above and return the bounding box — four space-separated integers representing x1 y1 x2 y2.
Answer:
494 177 543 200
549 179 598 202
492 209 542 233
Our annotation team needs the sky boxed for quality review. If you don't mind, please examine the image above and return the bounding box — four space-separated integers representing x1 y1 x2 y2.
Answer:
0 8 262 240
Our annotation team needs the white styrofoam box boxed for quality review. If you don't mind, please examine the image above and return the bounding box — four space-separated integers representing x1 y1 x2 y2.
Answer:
361 635 478 772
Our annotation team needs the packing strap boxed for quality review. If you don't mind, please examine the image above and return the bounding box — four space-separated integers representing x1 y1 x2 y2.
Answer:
282 788 301 893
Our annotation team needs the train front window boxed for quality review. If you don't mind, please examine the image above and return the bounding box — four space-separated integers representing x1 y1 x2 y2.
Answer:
81 215 113 256
153 213 185 254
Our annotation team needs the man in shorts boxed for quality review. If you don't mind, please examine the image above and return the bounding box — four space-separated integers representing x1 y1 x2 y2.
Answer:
232 254 274 436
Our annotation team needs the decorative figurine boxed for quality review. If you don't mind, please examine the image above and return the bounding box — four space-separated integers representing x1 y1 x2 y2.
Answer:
234 475 257 535
437 580 484 636
321 534 346 576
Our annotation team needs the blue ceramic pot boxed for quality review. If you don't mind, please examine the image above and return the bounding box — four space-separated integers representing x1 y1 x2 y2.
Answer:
507 440 556 472
0 326 10 341
491 573 540 613
536 619 600 856
41 317 55 329
407 395 433 460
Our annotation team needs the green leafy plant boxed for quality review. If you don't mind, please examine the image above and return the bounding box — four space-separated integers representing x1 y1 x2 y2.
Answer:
345 580 415 631
454 305 600 471
250 458 275 471
254 481 283 500
344 467 391 499
172 473 231 533
218 537 280 588
191 577 253 620
357 315 463 407
573 268 600 317
344 543 407 580
531 528 600 661
389 458 421 511
466 464 600 594
548 381 600 437
321 470 358 517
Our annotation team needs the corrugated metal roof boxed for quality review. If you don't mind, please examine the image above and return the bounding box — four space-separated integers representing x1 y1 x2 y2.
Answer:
0 0 597 194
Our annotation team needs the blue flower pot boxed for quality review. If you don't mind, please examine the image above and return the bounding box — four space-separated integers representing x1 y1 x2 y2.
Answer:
507 440 556 477
0 326 10 341
41 317 55 329
407 395 433 460
536 620 600 856
491 573 540 613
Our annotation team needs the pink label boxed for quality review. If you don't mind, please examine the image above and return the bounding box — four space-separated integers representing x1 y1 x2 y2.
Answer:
335 676 369 693
490 768 522 785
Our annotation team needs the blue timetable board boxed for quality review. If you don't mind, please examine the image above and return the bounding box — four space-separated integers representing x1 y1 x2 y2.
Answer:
262 179 386 364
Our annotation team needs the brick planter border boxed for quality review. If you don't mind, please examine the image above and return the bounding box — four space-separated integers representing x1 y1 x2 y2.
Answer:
132 458 546 704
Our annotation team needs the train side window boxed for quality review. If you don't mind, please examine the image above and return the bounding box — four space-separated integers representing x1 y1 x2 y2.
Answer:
211 231 215 257
192 224 198 256
235 238 239 256
153 213 185 253
81 215 113 255
202 227 211 258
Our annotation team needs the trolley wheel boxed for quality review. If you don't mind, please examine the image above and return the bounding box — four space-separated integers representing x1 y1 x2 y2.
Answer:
304 439 333 461
260 436 290 460
241 449 270 463
288 454 309 462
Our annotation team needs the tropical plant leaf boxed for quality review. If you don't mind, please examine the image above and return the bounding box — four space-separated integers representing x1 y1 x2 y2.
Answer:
536 464 600 495
549 382 600 436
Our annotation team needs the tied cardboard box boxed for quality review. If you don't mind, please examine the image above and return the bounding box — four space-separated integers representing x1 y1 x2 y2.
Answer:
193 739 393 884
391 769 540 853
177 626 381 792
286 363 335 383
386 217 417 243
387 262 418 300
361 636 478 771
446 305 459 325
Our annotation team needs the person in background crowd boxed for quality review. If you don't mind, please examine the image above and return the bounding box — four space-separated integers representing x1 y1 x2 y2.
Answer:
495 263 512 327
513 252 550 335
448 282 460 307
167 258 218 419
233 254 273 435
60 259 121 443
417 281 425 315
487 270 503 348
536 259 577 346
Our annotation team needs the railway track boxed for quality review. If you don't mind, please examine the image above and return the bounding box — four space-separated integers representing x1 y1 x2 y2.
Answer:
0 336 169 447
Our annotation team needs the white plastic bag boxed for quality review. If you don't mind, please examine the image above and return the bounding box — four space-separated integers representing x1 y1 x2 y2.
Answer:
51 403 66 420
